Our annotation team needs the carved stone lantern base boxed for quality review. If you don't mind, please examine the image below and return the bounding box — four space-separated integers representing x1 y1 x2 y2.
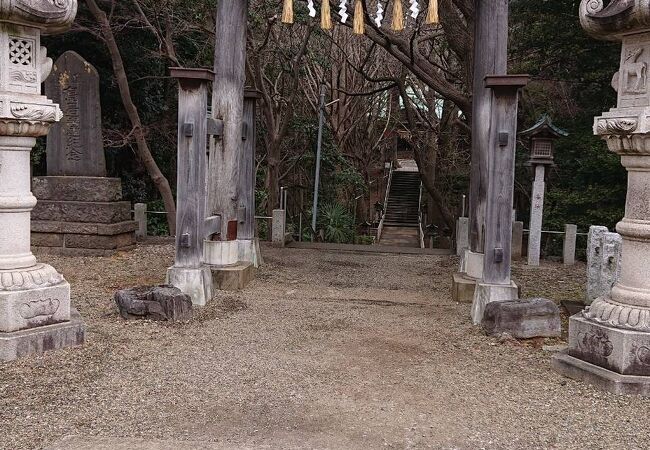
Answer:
554 314 650 396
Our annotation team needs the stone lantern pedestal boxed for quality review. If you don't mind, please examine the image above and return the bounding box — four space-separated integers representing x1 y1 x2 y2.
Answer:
554 0 650 394
0 1 84 362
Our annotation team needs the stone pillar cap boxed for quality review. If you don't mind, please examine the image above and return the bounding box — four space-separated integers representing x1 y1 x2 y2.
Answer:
0 0 78 34
580 0 650 41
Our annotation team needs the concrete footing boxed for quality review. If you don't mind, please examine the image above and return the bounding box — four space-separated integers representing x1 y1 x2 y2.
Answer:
471 281 519 325
452 272 478 303
211 263 255 291
0 309 85 362
166 266 213 307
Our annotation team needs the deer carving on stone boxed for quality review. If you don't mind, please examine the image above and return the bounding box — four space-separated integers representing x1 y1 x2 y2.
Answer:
624 47 647 93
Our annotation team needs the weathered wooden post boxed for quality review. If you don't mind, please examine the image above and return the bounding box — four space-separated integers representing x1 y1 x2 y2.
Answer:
452 0 509 303
471 75 530 325
520 115 569 266
203 0 258 289
236 89 262 266
555 0 650 394
166 68 214 306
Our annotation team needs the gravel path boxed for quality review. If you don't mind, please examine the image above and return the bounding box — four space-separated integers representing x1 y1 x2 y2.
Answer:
1 244 649 449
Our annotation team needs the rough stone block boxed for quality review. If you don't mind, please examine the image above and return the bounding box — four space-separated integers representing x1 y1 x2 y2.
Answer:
452 272 477 304
32 201 131 224
0 309 85 362
587 226 621 304
212 263 255 291
32 177 122 202
114 286 193 322
32 220 137 236
482 298 561 339
64 232 136 250
31 232 64 248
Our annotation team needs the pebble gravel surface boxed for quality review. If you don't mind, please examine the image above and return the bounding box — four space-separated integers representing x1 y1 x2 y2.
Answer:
1 244 649 449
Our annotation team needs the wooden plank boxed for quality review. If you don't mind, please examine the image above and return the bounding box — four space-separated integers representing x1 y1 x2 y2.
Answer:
207 0 248 238
238 92 258 240
173 76 209 268
469 0 509 253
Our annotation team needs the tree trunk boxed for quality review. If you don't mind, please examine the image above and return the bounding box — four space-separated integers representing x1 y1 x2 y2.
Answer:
85 0 177 235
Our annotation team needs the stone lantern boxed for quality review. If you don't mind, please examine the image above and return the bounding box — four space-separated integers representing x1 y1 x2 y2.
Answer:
0 0 83 362
519 115 568 267
554 0 650 394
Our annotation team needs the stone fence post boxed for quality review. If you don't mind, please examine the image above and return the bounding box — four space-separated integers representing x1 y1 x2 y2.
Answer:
563 224 577 266
134 203 147 240
272 209 287 247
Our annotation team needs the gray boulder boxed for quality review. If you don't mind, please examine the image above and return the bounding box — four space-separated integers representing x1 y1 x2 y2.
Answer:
114 285 193 322
483 298 561 339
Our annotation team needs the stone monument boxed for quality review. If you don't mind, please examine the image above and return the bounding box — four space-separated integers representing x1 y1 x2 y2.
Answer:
554 0 650 395
31 51 136 255
0 0 84 362
519 115 569 266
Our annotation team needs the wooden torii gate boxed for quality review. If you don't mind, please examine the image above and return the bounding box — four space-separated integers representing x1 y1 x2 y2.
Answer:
167 0 260 305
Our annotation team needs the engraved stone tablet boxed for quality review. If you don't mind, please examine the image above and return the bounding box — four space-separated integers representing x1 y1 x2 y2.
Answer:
45 51 106 177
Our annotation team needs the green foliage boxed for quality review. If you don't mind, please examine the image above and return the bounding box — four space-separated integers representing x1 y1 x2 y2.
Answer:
511 0 625 245
318 203 355 244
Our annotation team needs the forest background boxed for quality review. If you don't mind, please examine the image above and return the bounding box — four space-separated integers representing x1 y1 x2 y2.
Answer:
36 0 624 256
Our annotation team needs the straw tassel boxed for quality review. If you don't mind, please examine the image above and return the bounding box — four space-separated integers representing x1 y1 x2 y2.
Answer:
425 0 438 24
392 0 404 31
321 0 333 29
353 0 365 34
282 0 294 24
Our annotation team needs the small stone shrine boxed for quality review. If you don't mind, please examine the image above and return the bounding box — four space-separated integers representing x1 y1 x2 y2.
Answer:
554 0 650 395
0 0 84 361
519 115 569 267
31 51 136 255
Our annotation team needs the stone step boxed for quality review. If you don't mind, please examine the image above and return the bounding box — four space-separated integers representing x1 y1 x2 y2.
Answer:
32 200 132 224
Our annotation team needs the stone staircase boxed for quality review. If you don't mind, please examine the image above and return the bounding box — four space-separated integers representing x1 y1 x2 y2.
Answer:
379 167 422 247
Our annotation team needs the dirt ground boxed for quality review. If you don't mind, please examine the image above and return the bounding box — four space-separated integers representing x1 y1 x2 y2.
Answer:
2 244 650 450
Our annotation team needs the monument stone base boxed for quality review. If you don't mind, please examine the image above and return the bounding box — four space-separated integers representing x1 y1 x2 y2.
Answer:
563 313 650 376
471 281 519 325
166 266 214 307
452 272 478 303
31 176 136 255
553 351 650 396
0 308 85 362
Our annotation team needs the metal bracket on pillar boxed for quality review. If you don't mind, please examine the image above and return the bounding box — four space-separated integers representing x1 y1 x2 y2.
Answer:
498 132 509 147
180 233 191 248
183 123 194 138
238 206 246 224
207 118 224 137
494 247 504 263
242 122 248 141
